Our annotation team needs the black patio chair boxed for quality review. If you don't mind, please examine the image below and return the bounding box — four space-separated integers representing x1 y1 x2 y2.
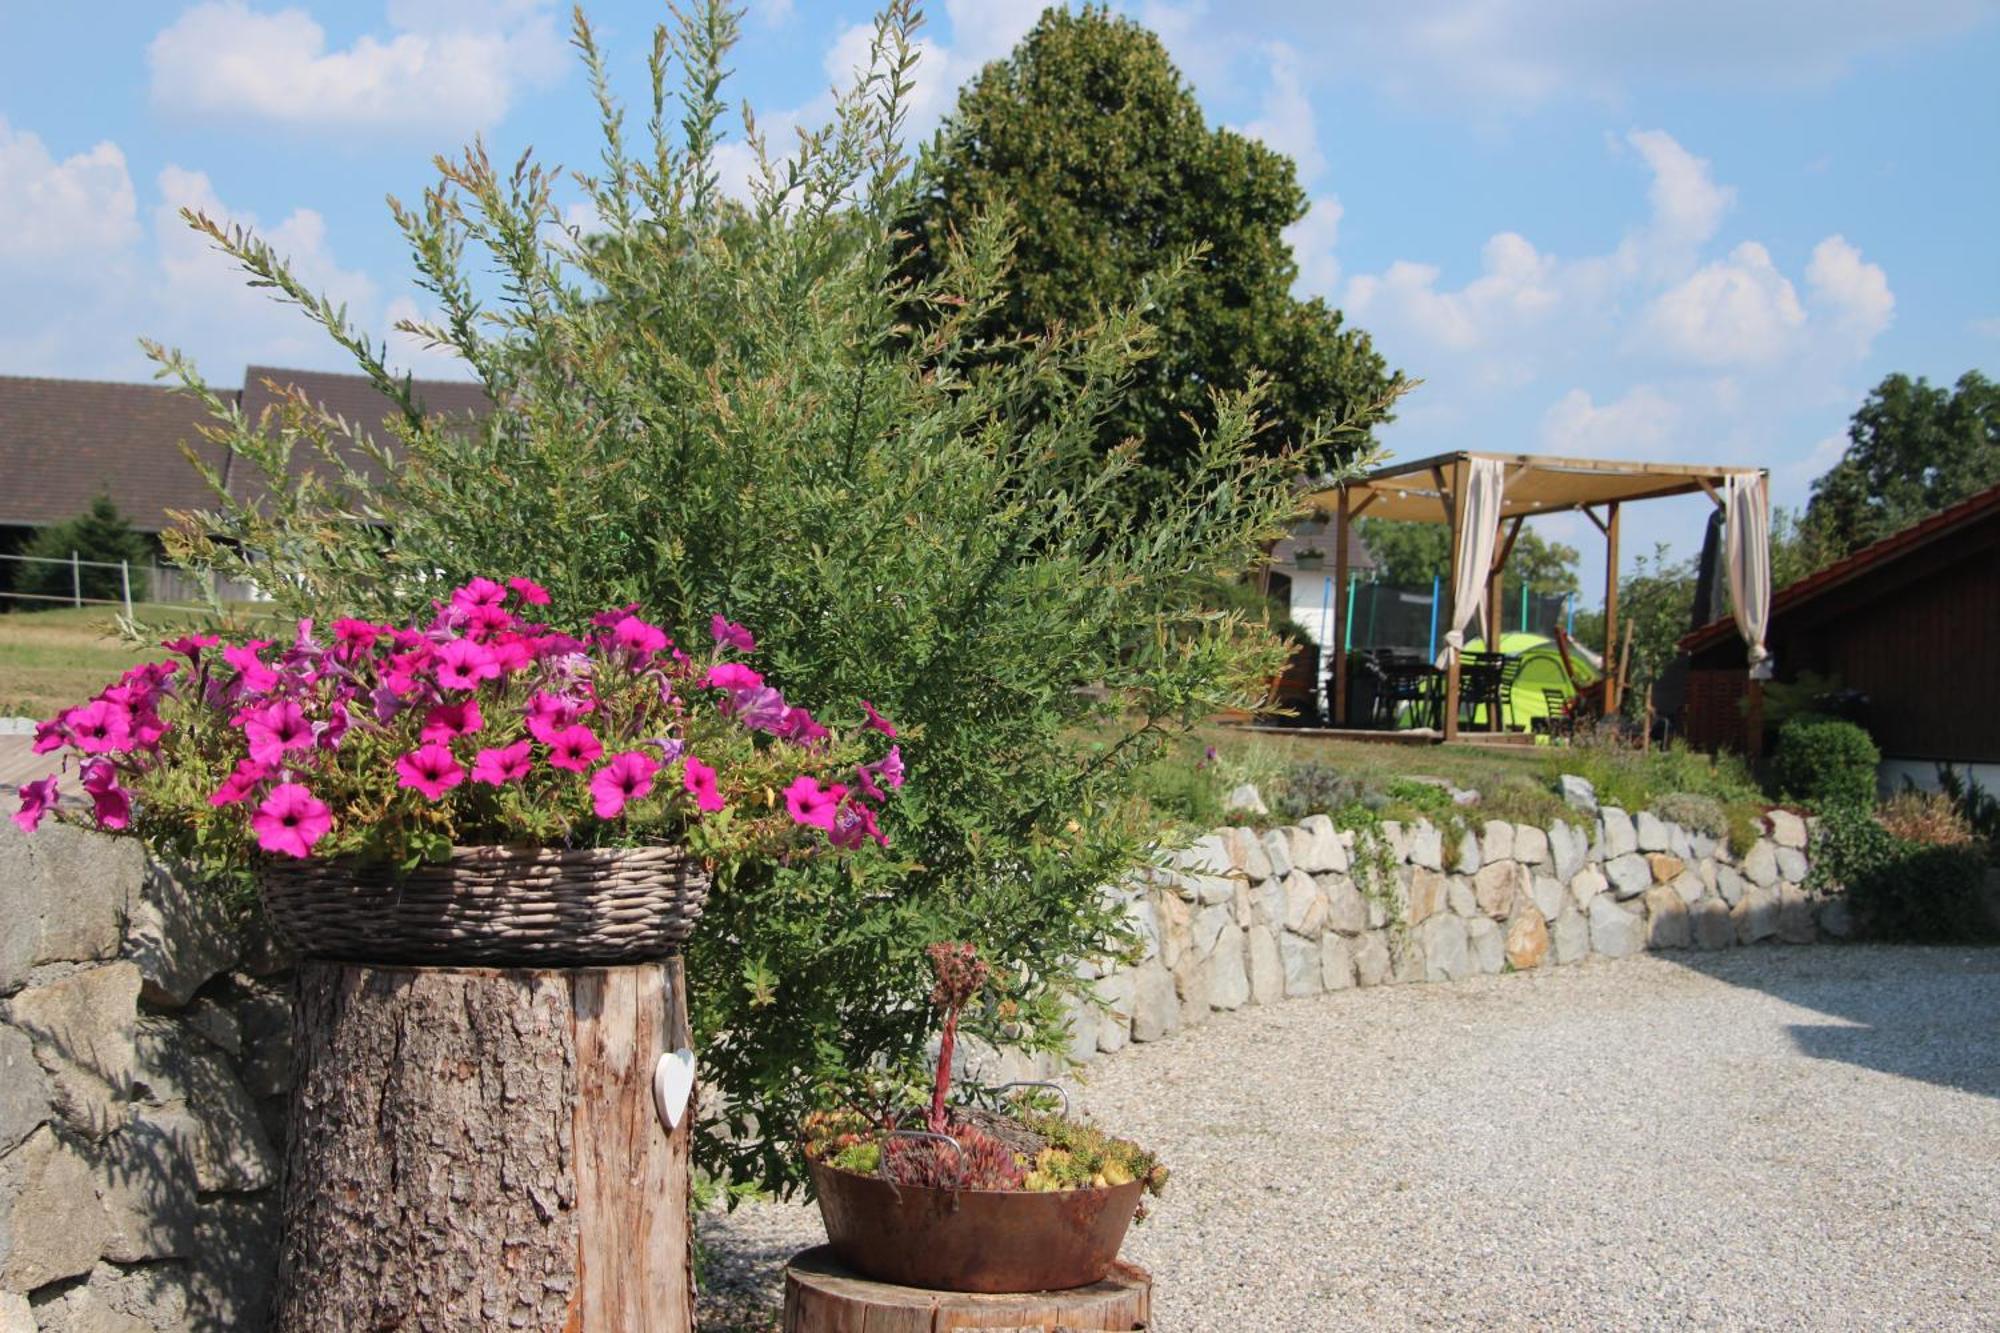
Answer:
1456 651 1505 730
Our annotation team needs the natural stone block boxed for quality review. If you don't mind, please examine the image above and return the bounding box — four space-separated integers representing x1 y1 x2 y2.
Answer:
1207 925 1249 1011
1173 957 1210 1030
1247 926 1283 1005
1552 904 1590 965
1129 964 1179 1043
1183 873 1236 906
1605 854 1651 902
1293 816 1348 873
1453 830 1481 875
1549 819 1587 883
0 822 144 995
1321 934 1355 990
1690 898 1735 950
1063 994 1099 1065
1447 879 1479 918
1324 881 1369 936
1279 931 1322 998
1742 841 1780 889
1254 877 1285 931
0 1292 28 1333
1715 864 1747 907
1643 886 1691 949
1223 784 1267 817
1569 866 1608 912
127 862 239 1009
1407 868 1448 926
1232 883 1253 930
1734 886 1779 944
1156 893 1192 970
1668 823 1692 862
1480 820 1515 865
190 1192 279 1330
1530 874 1565 921
1646 853 1685 884
1504 906 1549 969
1589 895 1644 958
96 1112 201 1262
1767 808 1808 849
0 1025 49 1155
1222 826 1271 880
34 1258 190 1333
0 1125 107 1290
1094 971 1135 1055
1366 893 1388 930
131 1027 278 1192
7 962 141 1138
1671 872 1705 907
1688 831 1718 862
1601 808 1638 858
1474 861 1524 919
1466 916 1505 974
1559 773 1598 814
1281 871 1326 938
1419 914 1472 982
1776 846 1809 885
1777 885 1816 944
1259 829 1294 879
1635 810 1671 852
1513 824 1550 867
1193 903 1233 957
1407 822 1443 871
1353 931 1392 987
1380 820 1408 863
1173 833 1232 875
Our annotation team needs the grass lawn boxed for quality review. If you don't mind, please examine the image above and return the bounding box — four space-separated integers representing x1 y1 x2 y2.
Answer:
0 605 225 718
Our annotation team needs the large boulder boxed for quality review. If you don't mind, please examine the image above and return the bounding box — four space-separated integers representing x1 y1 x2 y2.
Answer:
1259 829 1294 879
1192 902 1233 957
1601 808 1638 858
1635 811 1671 853
1559 773 1598 815
1281 871 1327 938
1742 841 1780 889
1504 906 1550 969
1767 808 1808 849
1589 896 1644 958
0 1125 108 1290
1246 926 1284 1005
1530 874 1566 921
1646 853 1685 885
1128 964 1179 1043
1324 880 1369 936
1642 886 1691 950
1206 924 1250 1011
1453 830 1482 875
1605 854 1652 902
1777 885 1817 944
1466 917 1505 974
1406 868 1449 926
1480 820 1515 865
1280 932 1322 998
1552 904 1590 965
1321 934 1355 990
94 1112 202 1262
1419 914 1472 983
6 962 142 1138
1569 866 1608 912
1776 847 1810 885
1172 833 1232 875
126 862 239 1009
1291 816 1349 874
1407 822 1443 872
1513 824 1550 868
0 821 142 994
1474 861 1525 919
1222 784 1268 818
1715 864 1748 907
1548 819 1588 884
1734 886 1780 944
1352 932 1393 988
1220 826 1270 881
1690 898 1735 950
0 1025 50 1155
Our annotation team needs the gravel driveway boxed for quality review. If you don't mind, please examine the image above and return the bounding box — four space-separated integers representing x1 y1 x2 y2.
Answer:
699 946 2000 1331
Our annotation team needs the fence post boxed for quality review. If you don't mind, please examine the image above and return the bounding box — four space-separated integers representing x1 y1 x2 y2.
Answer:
120 561 133 618
71 551 81 608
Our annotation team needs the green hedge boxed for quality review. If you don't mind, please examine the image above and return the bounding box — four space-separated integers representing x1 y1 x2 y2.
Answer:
1770 715 1879 810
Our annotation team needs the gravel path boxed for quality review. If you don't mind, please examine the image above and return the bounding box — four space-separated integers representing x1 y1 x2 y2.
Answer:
699 946 2000 1331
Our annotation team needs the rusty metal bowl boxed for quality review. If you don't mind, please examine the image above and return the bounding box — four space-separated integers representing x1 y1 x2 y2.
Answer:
807 1158 1144 1294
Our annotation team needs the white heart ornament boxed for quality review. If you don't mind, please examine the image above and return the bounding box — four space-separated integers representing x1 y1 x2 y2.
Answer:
653 1047 695 1131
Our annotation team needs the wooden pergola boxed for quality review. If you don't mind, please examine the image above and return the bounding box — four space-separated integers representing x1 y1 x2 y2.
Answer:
1304 450 1769 742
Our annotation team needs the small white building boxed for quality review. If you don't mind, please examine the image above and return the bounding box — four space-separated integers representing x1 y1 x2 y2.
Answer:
1269 515 1376 649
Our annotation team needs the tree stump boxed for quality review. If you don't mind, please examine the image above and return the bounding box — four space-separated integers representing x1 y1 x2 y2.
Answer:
275 958 694 1332
783 1246 1152 1332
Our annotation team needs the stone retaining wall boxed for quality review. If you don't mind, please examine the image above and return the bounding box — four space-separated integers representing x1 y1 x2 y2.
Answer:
0 821 287 1332
1060 801 1832 1065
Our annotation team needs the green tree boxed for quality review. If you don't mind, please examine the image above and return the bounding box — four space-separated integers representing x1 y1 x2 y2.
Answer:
1574 545 1694 714
1354 517 1579 604
910 6 1400 486
1805 370 2000 558
17 495 151 609
157 2 1338 1193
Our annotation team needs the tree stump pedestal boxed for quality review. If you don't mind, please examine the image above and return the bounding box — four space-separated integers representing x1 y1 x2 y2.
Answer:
783 1246 1152 1331
276 958 695 1332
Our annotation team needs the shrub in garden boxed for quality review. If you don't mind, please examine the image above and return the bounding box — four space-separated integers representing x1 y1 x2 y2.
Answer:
1811 805 1992 942
1769 715 1880 810
1647 791 1728 841
144 2 1367 1193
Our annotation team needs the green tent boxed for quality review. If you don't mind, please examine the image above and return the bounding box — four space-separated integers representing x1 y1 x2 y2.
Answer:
1462 632 1598 731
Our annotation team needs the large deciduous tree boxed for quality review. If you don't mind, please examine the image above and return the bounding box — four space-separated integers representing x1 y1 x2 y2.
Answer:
909 6 1400 486
1805 370 2000 558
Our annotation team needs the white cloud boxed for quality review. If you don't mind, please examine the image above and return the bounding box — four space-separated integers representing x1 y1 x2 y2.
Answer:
148 1 565 136
1805 234 1894 350
1286 195 1344 298
1540 385 1680 458
1345 231 1559 356
1642 241 1805 368
1974 315 2000 339
1238 43 1324 180
0 118 141 265
1623 128 1732 252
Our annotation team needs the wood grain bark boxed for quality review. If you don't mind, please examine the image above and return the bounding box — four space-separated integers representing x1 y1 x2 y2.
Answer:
783 1246 1151 1332
276 959 692 1332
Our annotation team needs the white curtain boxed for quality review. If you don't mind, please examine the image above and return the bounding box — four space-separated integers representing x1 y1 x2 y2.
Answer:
1439 457 1508 666
1724 473 1772 677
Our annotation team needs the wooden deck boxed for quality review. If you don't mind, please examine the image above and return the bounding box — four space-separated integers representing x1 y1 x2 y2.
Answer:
1230 724 1540 748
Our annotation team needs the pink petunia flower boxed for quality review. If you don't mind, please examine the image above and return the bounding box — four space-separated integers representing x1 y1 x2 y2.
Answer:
710 614 756 653
162 632 221 660
79 760 132 829
681 756 725 813
859 700 898 738
829 799 887 850
590 751 660 818
420 699 485 743
12 776 58 833
251 782 332 858
731 686 789 733
484 634 534 675
875 745 905 790
315 702 352 751
544 724 603 773
209 758 271 807
433 638 500 690
451 577 508 611
332 619 382 656
703 662 765 693
471 739 534 786
591 602 640 628
396 743 465 801
610 614 669 658
30 716 67 754
783 776 847 831
63 700 133 754
222 643 279 694
508 577 551 605
242 699 313 766
777 706 829 749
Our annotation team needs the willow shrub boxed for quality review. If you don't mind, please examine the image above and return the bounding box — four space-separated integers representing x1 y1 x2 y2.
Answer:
148 2 1385 1193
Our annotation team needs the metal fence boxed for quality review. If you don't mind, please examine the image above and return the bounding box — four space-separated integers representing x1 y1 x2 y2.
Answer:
1298 576 1577 658
0 552 263 616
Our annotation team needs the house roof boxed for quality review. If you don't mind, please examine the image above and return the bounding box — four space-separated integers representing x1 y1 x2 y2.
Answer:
1271 516 1375 573
1680 479 2000 654
0 374 230 533
0 366 489 534
229 366 490 506
1304 449 1762 525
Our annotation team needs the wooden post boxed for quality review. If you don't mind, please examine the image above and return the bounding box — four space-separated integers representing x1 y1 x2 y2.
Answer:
1602 501 1621 716
1332 487 1350 726
784 1247 1151 1331
1486 515 1523 733
276 959 694 1332
1443 459 1469 741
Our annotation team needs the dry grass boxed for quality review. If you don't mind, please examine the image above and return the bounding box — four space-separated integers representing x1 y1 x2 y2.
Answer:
0 605 221 718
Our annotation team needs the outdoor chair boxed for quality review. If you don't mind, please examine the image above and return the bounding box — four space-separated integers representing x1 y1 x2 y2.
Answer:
1535 688 1574 740
1457 651 1505 731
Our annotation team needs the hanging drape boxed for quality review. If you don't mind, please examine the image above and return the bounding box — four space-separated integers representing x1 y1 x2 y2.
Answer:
1724 473 1771 677
1438 457 1508 666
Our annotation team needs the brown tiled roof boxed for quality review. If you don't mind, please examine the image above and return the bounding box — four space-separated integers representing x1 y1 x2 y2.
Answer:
0 374 231 533
1271 518 1376 573
230 366 490 506
0 367 490 533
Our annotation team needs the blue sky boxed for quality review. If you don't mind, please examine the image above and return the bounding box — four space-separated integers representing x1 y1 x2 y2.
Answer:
2 0 1996 593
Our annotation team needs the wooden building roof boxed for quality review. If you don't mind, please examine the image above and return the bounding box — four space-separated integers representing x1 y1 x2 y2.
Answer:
1305 450 1763 525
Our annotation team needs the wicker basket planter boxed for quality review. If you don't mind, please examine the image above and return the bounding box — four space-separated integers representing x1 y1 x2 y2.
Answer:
259 843 710 966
